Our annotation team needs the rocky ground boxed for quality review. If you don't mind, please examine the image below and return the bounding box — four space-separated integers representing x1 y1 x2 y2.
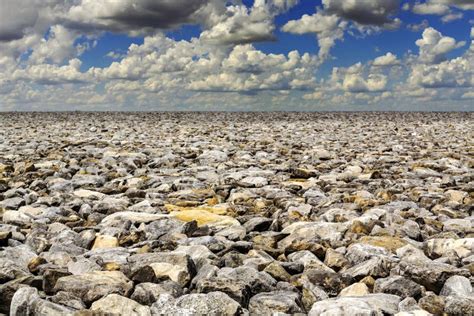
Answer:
0 112 473 316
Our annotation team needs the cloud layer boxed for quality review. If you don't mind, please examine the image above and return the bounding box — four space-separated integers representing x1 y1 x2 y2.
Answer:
0 0 473 111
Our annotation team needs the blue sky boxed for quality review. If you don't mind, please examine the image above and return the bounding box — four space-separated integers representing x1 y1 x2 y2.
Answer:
1 0 473 111
79 1 474 70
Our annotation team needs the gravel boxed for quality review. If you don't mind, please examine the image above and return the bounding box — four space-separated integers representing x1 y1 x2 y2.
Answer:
0 112 473 315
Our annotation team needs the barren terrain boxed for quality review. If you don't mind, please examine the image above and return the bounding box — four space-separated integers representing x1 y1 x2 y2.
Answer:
0 112 473 315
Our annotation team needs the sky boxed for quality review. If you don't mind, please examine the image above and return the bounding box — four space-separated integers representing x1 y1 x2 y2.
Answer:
0 0 473 111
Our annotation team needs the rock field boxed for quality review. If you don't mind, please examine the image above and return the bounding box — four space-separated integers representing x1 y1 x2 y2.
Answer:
0 112 473 316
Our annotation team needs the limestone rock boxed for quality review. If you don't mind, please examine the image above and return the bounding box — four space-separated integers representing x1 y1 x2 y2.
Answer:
128 252 196 287
150 292 242 316
309 294 401 316
53 271 133 304
90 294 151 316
373 276 423 299
339 283 370 297
92 234 119 249
440 275 472 297
131 281 183 305
10 287 73 316
248 291 303 315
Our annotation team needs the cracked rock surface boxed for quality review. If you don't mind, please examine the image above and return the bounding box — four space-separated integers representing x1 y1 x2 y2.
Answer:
0 112 473 315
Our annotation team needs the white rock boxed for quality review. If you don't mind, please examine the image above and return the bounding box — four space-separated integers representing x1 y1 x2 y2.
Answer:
73 189 105 199
440 275 473 297
100 212 169 226
90 294 151 316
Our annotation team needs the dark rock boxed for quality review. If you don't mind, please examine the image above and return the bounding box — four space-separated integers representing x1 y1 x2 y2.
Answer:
196 277 251 306
131 281 184 305
373 276 423 299
418 293 445 315
42 268 72 295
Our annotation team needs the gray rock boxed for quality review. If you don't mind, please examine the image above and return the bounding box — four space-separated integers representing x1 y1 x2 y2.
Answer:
2 211 33 227
151 292 242 316
67 257 101 275
128 252 196 286
215 225 246 241
248 291 303 315
49 291 86 310
279 222 348 249
398 297 419 312
243 217 273 232
395 245 471 292
238 176 268 188
71 174 105 188
216 267 277 296
10 287 74 316
301 281 329 311
373 276 423 299
440 275 473 297
53 271 133 304
0 197 25 210
131 281 183 305
0 257 31 282
174 245 216 267
100 212 169 226
90 294 151 316
196 277 251 306
442 219 472 235
425 238 474 259
345 243 392 264
287 250 325 268
395 259 470 292
84 247 132 266
93 196 130 214
343 257 395 279
0 276 36 313
444 295 474 316
198 150 228 162
191 263 219 288
309 294 401 316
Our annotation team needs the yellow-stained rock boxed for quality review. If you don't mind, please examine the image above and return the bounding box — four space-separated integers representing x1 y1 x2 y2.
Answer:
360 275 376 290
28 256 47 273
444 190 467 204
358 236 407 253
252 199 271 213
339 282 370 297
205 196 220 206
165 203 231 216
175 200 202 207
170 208 239 227
118 231 142 247
149 262 190 286
263 262 292 282
324 248 349 270
103 262 121 271
376 190 393 202
137 244 151 254
282 179 314 190
0 163 13 173
348 220 370 235
92 235 119 250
